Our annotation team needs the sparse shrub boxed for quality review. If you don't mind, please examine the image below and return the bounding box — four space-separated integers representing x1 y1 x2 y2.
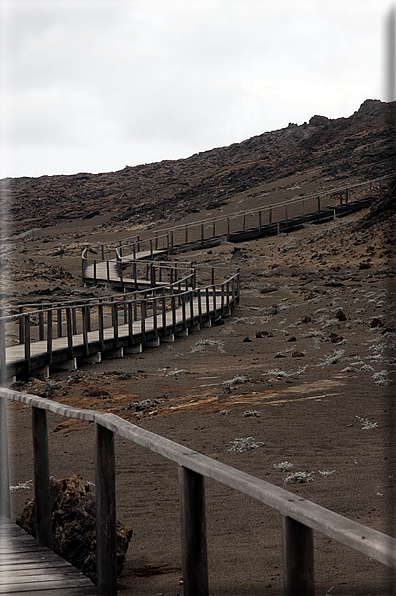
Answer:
191 339 225 353
243 410 260 417
318 470 335 477
372 370 392 385
223 375 247 385
273 461 293 472
284 471 314 484
318 350 344 366
229 437 264 452
356 416 378 429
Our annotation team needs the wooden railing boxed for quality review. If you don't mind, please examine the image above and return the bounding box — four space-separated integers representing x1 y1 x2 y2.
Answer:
1 388 395 596
81 255 197 290
0 271 240 382
93 174 392 261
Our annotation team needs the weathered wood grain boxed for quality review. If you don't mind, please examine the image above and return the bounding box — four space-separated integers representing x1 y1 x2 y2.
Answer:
0 517 97 595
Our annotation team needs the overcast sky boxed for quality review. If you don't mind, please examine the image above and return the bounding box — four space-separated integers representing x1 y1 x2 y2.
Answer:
0 0 394 179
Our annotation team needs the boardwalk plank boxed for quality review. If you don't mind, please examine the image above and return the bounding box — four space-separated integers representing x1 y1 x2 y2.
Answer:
0 518 96 595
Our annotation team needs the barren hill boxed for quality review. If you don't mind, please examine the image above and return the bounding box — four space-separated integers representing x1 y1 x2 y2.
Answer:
1 99 395 237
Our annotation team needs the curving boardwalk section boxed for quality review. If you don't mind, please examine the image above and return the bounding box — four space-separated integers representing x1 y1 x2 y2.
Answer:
82 175 392 291
0 516 97 595
1 274 239 383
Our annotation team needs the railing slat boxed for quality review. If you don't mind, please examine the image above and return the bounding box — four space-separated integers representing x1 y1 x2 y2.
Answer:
0 396 10 518
32 406 52 549
95 422 117 596
282 516 314 596
179 466 209 596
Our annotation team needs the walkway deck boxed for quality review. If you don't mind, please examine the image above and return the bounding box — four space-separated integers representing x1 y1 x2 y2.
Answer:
4 289 232 381
0 516 97 595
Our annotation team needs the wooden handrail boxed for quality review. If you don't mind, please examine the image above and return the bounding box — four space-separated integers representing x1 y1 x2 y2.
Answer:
1 387 396 596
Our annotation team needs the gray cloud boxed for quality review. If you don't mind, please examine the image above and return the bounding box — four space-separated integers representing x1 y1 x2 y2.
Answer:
0 0 393 177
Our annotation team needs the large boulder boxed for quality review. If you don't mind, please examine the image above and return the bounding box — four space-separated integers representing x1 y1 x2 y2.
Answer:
16 474 133 583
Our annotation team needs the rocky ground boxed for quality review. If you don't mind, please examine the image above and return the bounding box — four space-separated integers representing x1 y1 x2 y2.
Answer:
5 194 396 595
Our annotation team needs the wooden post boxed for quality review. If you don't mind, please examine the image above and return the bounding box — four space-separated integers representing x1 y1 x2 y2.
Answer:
269 208 273 224
201 224 204 247
205 287 210 316
150 238 153 259
19 307 25 344
171 231 174 253
101 245 105 260
72 307 77 335
112 303 118 345
133 262 137 290
162 297 167 331
47 309 53 366
185 226 188 244
282 516 314 596
0 314 6 385
107 261 110 283
133 243 136 260
0 395 10 518
171 295 176 333
57 308 62 338
140 300 146 341
243 213 246 230
153 298 158 337
197 288 202 325
123 297 128 325
345 188 349 204
133 298 138 322
155 233 158 251
137 235 140 252
32 407 52 549
82 306 89 355
24 314 31 374
189 289 194 323
151 263 156 287
181 294 186 327
227 218 230 241
38 306 44 341
66 308 73 358
99 303 104 351
128 302 133 340
178 466 209 596
95 423 117 596
94 260 97 285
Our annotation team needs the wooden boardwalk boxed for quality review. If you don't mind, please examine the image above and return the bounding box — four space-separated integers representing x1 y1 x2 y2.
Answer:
0 516 97 595
2 282 238 381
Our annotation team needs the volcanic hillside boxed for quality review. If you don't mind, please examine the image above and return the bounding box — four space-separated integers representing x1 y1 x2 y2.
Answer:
1 99 395 237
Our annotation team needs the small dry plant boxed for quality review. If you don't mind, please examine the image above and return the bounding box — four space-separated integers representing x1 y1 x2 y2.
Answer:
284 471 314 484
229 437 264 452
